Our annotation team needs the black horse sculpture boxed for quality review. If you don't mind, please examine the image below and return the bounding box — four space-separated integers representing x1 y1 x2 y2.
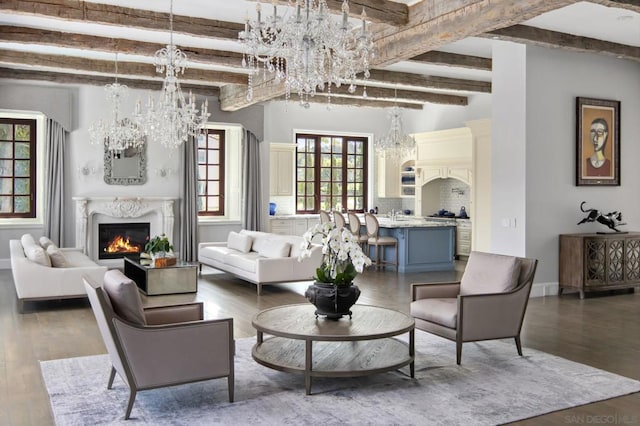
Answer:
577 201 626 232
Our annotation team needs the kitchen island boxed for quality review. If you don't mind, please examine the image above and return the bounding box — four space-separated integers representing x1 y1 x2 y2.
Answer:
372 216 456 273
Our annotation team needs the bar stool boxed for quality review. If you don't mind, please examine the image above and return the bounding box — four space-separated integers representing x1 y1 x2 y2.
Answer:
319 210 331 224
347 212 368 250
364 213 398 271
333 211 346 230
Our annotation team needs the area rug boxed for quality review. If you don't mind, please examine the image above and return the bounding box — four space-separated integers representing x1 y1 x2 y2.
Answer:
41 331 640 425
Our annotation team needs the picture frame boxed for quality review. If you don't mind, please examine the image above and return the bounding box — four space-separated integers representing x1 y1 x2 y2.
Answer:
576 97 620 186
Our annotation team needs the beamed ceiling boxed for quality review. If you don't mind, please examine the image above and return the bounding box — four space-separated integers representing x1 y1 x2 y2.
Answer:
0 0 638 111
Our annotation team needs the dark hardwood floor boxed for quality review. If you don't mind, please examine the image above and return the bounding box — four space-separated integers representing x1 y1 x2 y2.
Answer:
1 264 638 425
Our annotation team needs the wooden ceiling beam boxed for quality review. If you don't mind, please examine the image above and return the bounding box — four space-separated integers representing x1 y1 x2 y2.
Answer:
587 0 640 14
0 49 247 85
0 67 220 96
482 24 640 62
408 51 492 71
0 26 244 69
275 95 423 110
326 85 468 105
0 0 243 41
222 0 575 110
363 69 491 93
372 0 578 67
244 0 409 26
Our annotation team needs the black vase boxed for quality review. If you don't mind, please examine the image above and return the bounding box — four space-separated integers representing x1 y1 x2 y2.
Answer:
305 282 361 320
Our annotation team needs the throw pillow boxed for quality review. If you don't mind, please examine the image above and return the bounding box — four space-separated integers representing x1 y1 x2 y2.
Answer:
21 233 37 248
39 236 55 249
47 245 69 267
24 244 52 267
103 270 146 325
258 239 291 258
460 251 521 296
227 231 253 253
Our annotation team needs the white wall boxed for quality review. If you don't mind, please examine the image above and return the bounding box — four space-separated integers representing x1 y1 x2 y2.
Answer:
0 80 264 259
525 46 640 289
491 41 528 256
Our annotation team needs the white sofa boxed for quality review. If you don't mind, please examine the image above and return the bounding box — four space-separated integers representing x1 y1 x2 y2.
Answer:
198 230 322 295
10 237 108 312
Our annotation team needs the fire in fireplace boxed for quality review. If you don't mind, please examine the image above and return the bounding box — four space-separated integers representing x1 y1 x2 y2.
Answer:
99 222 150 260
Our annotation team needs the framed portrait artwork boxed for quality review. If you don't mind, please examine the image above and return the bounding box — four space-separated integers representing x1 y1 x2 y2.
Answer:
576 97 620 186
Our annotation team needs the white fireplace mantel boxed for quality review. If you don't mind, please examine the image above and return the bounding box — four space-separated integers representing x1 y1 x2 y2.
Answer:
73 197 177 261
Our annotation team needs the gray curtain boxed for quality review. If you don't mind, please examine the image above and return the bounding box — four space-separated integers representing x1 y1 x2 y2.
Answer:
242 129 263 231
179 135 199 261
43 118 66 245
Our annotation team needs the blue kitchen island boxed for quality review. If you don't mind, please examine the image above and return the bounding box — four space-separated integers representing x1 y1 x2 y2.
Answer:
371 217 456 273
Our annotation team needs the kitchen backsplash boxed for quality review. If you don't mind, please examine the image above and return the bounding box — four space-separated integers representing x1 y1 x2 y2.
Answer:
439 179 471 215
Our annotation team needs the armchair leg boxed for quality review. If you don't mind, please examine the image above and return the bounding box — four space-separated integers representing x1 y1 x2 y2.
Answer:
515 336 523 356
124 389 137 420
456 341 462 365
107 366 116 389
228 374 234 403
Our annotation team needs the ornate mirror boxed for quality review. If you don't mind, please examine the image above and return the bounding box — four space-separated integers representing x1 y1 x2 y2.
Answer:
104 142 147 185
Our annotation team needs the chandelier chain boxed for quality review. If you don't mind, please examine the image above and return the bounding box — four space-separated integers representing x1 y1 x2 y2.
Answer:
133 0 209 149
88 53 144 152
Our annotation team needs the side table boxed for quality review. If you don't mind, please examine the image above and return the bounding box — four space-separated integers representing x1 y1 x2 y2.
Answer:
123 256 198 295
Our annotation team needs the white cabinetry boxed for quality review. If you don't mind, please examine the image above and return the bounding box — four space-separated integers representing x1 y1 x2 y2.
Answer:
400 160 415 197
269 217 316 236
269 143 295 196
270 218 294 235
456 221 472 258
413 127 473 217
377 153 400 198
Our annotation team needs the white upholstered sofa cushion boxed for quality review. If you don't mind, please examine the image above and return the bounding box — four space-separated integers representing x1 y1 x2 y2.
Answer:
227 231 253 253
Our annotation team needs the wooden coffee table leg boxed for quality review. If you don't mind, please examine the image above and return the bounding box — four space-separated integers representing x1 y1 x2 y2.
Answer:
305 339 312 395
409 329 415 378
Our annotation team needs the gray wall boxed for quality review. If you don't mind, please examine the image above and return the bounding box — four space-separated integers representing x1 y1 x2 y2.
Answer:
525 46 640 288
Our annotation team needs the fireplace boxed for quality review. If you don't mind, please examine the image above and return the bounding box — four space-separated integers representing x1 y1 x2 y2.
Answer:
98 222 150 260
73 197 177 266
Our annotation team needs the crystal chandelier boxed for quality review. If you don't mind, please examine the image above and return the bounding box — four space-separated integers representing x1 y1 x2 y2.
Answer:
134 0 209 149
88 53 143 152
377 102 415 161
239 0 375 107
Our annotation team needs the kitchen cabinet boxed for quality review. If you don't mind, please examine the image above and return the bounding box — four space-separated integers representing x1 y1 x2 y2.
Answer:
400 160 415 197
269 217 317 236
269 143 295 196
377 153 400 198
418 165 472 186
456 221 472 258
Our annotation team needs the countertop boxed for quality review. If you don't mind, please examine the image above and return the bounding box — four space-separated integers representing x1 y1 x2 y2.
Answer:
269 214 469 227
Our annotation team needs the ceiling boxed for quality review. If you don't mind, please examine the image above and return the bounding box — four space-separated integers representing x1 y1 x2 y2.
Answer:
0 0 638 111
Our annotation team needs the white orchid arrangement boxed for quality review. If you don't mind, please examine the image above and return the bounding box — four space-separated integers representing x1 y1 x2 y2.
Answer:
299 222 372 286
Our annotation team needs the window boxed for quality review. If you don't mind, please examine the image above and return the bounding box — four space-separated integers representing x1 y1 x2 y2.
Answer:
296 133 368 214
0 118 36 218
197 129 225 216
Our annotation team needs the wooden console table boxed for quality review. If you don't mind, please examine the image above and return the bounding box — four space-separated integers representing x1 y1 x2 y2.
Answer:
559 232 640 298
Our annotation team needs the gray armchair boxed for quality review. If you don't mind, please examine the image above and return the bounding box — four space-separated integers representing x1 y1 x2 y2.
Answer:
84 270 234 420
410 251 537 364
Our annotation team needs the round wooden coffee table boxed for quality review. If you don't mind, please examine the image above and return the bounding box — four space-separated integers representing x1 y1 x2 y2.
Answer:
252 304 415 395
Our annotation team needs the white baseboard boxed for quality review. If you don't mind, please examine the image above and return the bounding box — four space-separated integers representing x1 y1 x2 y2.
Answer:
531 281 559 298
0 258 11 270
